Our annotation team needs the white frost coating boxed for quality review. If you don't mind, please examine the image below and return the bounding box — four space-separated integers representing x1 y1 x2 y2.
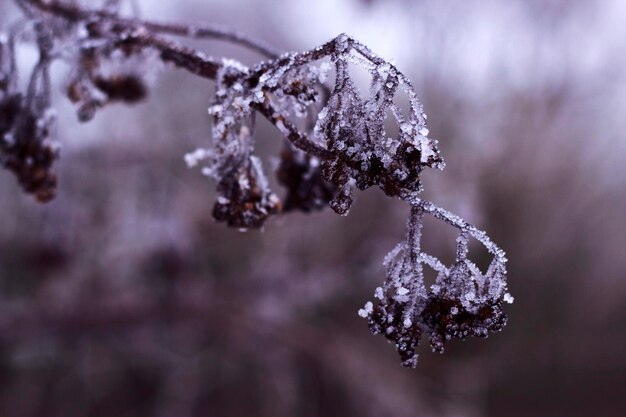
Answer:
456 230 470 261
318 62 332 82
221 58 249 74
254 90 265 102
400 123 414 135
419 136 436 163
374 287 384 300
237 173 250 190
201 166 216 178
360 196 511 365
394 169 408 181
250 155 272 199
184 148 210 168
396 287 409 296
358 301 373 318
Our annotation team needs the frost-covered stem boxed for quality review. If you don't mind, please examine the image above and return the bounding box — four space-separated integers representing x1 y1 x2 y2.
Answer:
5 21 23 92
403 194 506 261
405 205 425 316
407 205 424 277
23 0 280 59
25 60 45 108
19 1 226 80
455 230 469 263
252 100 332 159
25 21 53 109
252 38 336 78
125 28 223 79
142 22 281 59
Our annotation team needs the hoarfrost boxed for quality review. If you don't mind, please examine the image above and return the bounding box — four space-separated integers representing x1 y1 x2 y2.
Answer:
358 301 374 318
184 148 210 168
167 32 512 364
396 287 409 296
361 198 511 367
374 287 384 300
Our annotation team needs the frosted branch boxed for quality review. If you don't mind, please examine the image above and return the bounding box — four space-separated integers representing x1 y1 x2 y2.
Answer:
1 0 513 367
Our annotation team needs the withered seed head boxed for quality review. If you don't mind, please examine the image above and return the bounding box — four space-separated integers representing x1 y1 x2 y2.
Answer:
1 95 59 203
93 74 148 104
212 165 281 229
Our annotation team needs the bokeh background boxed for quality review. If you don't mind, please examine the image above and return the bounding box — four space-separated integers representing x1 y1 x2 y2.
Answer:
1 0 625 416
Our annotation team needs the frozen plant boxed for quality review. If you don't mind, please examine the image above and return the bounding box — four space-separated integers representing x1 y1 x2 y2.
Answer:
0 0 512 367
364 199 512 367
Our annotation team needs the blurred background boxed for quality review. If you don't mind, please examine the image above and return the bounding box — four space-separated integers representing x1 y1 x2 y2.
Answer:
1 0 625 416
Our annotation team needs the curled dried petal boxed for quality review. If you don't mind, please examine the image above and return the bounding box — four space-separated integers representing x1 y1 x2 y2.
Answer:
276 145 336 213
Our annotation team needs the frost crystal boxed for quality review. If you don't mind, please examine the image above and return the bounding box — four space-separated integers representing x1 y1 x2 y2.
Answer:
374 287 384 300
184 148 210 168
358 301 374 318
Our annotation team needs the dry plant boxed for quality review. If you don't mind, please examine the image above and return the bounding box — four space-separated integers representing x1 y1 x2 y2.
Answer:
0 0 513 367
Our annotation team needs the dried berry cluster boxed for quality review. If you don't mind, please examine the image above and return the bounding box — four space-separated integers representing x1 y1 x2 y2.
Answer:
187 33 443 225
360 204 512 367
2 0 512 367
0 94 58 202
1 22 59 202
65 20 153 122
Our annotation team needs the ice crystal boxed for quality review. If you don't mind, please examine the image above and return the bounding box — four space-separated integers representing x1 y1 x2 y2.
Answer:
358 301 374 318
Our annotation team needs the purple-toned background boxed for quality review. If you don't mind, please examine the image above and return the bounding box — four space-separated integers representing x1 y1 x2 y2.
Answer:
1 1 624 416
